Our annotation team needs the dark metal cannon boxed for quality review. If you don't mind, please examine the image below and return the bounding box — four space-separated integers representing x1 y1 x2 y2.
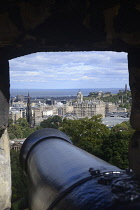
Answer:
20 128 140 210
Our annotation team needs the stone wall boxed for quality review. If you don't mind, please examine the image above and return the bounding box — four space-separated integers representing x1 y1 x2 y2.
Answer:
0 59 10 209
0 0 140 60
0 129 11 210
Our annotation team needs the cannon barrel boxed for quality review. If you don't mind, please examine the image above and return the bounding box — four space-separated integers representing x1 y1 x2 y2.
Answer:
20 128 140 210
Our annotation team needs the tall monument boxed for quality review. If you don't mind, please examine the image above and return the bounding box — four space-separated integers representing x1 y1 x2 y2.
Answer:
125 84 127 92
26 93 32 126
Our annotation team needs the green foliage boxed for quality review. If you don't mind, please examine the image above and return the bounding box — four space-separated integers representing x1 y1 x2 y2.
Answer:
10 150 28 209
112 120 134 133
8 118 35 139
61 115 110 158
8 124 23 139
102 94 119 103
85 91 131 110
101 127 133 169
22 126 35 138
88 92 98 97
8 118 13 126
16 118 36 138
61 116 133 169
11 197 29 210
101 121 134 169
16 118 29 128
40 115 62 129
101 90 131 109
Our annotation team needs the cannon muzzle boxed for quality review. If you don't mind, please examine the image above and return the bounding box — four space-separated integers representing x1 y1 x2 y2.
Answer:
20 128 140 210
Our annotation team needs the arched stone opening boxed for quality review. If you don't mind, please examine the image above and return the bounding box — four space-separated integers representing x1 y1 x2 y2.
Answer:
0 0 140 208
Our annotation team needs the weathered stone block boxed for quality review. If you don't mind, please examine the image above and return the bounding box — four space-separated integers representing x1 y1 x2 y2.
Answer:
0 129 11 210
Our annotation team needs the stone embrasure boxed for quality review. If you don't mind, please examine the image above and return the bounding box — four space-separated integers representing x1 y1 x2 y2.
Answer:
0 1 140 208
0 129 11 210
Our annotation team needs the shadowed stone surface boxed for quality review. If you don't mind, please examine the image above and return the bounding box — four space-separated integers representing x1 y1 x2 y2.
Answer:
0 60 9 130
128 53 140 131
0 0 140 60
129 131 140 178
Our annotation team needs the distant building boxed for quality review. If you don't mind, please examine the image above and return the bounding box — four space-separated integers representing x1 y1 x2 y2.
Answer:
105 102 117 114
73 91 105 118
43 110 53 116
10 139 25 151
16 95 24 102
57 105 73 116
9 109 26 122
61 100 67 104
10 142 22 151
77 90 83 102
9 101 26 122
46 98 55 105
97 91 103 98
117 108 127 112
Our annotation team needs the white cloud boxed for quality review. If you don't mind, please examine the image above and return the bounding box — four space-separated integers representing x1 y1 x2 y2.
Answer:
71 76 98 81
9 51 128 89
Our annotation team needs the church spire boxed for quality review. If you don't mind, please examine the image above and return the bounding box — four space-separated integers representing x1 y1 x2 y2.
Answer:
26 93 32 126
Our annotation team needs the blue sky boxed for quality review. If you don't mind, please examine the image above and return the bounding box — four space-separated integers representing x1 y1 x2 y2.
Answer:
9 51 128 89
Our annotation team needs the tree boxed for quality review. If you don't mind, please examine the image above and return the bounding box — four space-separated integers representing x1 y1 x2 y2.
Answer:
101 132 130 169
10 150 28 209
40 118 57 129
40 115 62 129
8 118 13 127
101 121 134 169
22 126 36 138
112 121 134 134
16 118 36 138
16 118 29 128
61 116 133 169
8 124 23 139
51 115 62 125
8 118 36 139
61 115 110 158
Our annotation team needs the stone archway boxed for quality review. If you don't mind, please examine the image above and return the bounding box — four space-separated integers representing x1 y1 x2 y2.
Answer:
0 0 140 208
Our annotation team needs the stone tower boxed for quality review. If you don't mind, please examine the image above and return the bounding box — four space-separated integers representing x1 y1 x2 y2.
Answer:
77 90 83 103
26 93 32 126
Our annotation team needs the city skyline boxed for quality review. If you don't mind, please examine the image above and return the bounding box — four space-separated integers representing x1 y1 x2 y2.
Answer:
9 51 128 89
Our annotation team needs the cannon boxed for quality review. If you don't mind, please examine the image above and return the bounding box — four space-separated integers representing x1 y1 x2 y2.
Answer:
20 128 140 210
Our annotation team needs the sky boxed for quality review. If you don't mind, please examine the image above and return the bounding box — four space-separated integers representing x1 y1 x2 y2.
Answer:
9 51 129 89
